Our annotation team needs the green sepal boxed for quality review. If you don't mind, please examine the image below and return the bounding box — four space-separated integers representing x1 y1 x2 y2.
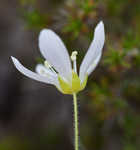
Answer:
58 76 72 94
71 71 81 93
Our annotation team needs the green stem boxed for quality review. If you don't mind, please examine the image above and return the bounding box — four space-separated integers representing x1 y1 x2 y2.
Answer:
73 93 79 150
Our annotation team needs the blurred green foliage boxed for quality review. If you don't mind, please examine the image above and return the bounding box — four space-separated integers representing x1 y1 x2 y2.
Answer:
0 127 67 150
23 10 47 30
5 0 140 150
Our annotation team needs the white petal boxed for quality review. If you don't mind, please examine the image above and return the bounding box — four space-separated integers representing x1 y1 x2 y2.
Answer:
39 29 72 81
79 21 105 82
86 52 102 75
11 57 58 86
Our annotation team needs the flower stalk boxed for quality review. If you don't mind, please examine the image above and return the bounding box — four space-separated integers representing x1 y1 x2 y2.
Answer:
73 93 79 150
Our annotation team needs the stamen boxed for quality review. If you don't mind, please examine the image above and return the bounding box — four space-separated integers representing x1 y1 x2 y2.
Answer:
71 51 78 61
71 51 78 73
44 60 52 68
44 60 57 74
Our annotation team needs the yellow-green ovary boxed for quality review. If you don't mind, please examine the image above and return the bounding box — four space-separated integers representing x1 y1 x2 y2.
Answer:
58 71 88 94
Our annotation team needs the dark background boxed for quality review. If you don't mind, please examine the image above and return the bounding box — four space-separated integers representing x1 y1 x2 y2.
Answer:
0 0 140 150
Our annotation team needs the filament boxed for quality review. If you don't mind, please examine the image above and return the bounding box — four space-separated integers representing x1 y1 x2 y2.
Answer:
44 60 57 75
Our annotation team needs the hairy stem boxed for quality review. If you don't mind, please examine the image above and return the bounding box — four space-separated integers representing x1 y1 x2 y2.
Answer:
73 93 79 150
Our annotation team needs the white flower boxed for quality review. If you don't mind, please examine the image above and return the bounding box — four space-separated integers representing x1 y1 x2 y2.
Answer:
11 21 105 95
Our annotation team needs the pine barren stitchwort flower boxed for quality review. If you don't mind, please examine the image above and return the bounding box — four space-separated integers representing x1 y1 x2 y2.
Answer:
11 21 105 150
11 21 105 94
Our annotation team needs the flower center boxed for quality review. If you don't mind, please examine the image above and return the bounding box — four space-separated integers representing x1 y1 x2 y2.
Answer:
57 51 88 94
58 70 88 94
42 51 88 95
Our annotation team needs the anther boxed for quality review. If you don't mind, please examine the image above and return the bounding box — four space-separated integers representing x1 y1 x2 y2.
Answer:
44 60 57 75
71 51 78 61
44 60 52 68
71 51 78 73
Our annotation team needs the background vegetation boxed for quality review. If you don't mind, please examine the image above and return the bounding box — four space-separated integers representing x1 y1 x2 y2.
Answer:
0 0 140 150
